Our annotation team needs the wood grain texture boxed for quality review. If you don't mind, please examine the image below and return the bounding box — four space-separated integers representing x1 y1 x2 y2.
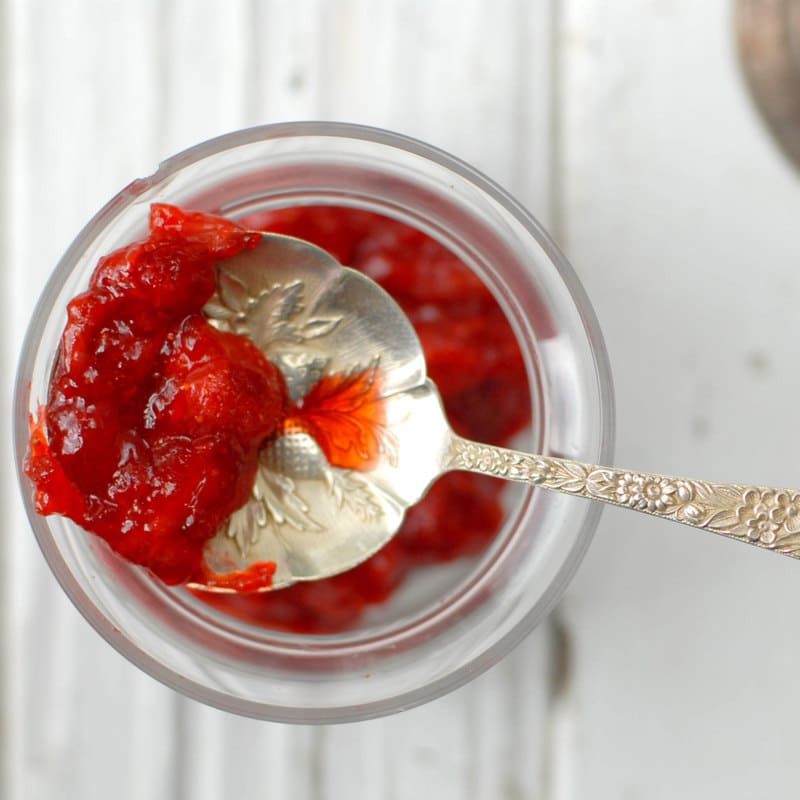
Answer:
5 1 558 799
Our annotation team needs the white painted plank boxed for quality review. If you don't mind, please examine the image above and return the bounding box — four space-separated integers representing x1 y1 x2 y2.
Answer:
18 577 179 800
466 624 556 800
559 0 800 796
6 1 185 799
313 0 553 201
242 0 327 128
175 703 319 799
155 0 252 155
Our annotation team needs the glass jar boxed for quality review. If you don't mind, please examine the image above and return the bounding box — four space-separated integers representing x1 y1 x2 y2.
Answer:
13 122 614 721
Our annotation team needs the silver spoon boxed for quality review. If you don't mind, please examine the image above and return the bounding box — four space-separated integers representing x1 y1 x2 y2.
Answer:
193 233 800 592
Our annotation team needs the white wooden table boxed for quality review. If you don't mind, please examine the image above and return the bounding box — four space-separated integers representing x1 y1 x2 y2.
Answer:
5 2 800 797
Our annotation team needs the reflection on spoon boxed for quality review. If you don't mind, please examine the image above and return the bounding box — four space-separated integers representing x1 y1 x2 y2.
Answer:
194 233 800 592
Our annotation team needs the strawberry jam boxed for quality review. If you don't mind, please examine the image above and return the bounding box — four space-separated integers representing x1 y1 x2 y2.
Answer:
199 207 531 633
25 205 288 585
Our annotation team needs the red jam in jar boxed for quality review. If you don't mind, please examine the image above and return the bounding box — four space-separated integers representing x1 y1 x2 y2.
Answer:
26 203 531 630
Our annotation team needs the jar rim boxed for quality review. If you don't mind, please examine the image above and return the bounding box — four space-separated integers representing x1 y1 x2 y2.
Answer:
14 121 615 722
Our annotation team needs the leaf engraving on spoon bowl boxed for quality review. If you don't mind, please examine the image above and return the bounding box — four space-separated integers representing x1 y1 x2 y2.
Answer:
203 268 250 321
221 445 387 563
203 273 342 353
323 467 384 522
224 462 322 559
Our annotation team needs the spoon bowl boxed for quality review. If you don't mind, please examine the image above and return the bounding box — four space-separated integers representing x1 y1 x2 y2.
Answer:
194 234 446 590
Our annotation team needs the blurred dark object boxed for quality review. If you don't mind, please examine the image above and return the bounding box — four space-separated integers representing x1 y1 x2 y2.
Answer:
737 0 800 169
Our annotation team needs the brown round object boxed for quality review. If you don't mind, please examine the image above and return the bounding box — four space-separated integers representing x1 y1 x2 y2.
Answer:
737 0 800 167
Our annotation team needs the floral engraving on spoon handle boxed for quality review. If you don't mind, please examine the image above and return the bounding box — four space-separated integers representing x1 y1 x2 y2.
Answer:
446 437 800 558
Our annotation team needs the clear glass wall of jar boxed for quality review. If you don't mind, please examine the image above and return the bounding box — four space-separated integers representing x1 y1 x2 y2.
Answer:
14 122 614 721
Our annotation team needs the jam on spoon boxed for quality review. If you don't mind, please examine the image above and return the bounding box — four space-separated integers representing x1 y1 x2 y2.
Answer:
25 205 395 592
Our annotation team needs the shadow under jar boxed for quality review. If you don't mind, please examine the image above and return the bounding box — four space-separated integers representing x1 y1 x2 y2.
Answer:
14 122 613 722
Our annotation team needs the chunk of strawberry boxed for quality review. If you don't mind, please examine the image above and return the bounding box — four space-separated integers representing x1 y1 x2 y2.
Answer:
150 204 261 257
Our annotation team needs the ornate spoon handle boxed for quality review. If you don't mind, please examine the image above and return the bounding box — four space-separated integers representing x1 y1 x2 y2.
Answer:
446 437 800 559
